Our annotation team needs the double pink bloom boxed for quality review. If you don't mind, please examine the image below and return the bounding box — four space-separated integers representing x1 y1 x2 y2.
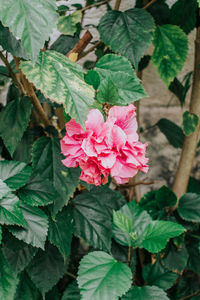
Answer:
60 104 148 186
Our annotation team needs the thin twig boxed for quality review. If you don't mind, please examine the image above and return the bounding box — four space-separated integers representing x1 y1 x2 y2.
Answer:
81 0 109 12
120 180 155 188
128 246 132 267
78 40 101 60
178 290 200 300
114 0 121 10
66 271 77 279
143 0 157 9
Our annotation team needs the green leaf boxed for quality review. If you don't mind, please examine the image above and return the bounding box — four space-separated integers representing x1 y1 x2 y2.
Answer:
142 221 185 253
0 160 32 190
0 249 19 300
147 2 170 26
198 0 200 7
27 243 68 295
32 137 80 215
0 0 58 61
84 70 100 90
187 239 200 274
48 207 73 259
62 281 80 300
187 177 200 194
157 118 185 148
20 51 94 127
0 22 28 59
0 190 26 226
0 225 2 244
170 0 197 34
0 179 11 199
142 261 178 290
3 234 37 273
113 211 132 234
152 25 188 86
182 111 199 136
18 176 58 207
77 251 132 300
96 54 146 105
112 201 152 247
96 78 118 104
122 285 169 300
57 11 82 35
98 8 155 69
178 193 200 222
50 34 79 55
13 129 34 164
0 97 32 156
10 203 48 249
162 243 189 273
14 272 39 300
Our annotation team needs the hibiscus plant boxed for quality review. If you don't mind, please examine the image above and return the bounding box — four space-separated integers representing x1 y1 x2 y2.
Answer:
0 0 200 299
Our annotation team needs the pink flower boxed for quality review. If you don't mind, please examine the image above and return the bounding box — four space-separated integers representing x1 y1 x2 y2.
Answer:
60 104 149 186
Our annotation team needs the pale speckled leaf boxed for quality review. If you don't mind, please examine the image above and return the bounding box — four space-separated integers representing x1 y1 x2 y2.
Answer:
152 25 188 86
57 11 82 35
20 51 95 127
0 0 58 61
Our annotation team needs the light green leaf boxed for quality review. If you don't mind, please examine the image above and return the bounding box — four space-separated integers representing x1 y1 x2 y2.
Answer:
0 249 19 300
178 193 200 222
96 54 146 104
0 0 58 61
98 8 155 69
157 118 185 148
170 0 197 34
0 160 32 190
96 78 119 104
142 221 185 253
27 243 68 295
48 207 73 259
0 97 32 156
10 203 48 249
78 251 132 300
113 211 132 234
14 272 39 300
57 11 82 35
18 175 58 207
32 137 80 215
122 285 169 300
142 261 178 290
0 179 11 199
20 51 95 127
182 111 199 136
112 201 152 247
152 25 188 86
0 189 26 226
198 0 200 7
0 22 28 59
62 281 80 300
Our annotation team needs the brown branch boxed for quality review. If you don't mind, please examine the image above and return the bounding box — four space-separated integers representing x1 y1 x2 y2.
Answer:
81 0 109 12
67 30 93 61
178 290 200 300
14 57 51 128
78 40 101 60
143 0 157 9
114 0 121 10
120 180 155 188
172 25 200 205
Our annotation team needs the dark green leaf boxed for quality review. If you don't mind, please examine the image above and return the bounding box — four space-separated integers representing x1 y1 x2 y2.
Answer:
14 272 39 300
0 0 58 60
187 239 200 274
32 137 80 215
138 55 151 72
18 176 58 207
187 177 200 194
10 203 48 249
96 78 118 104
169 72 192 107
152 25 188 86
13 129 33 164
27 243 68 295
162 243 189 272
178 193 200 222
50 34 79 55
182 111 199 136
0 249 19 300
96 54 146 104
57 11 82 35
78 251 132 300
98 8 155 69
20 51 95 128
142 261 178 290
157 118 185 148
62 281 80 300
48 207 73 259
122 285 169 300
170 0 197 34
0 190 26 226
0 160 32 190
0 97 32 156
147 2 170 25
84 70 100 90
